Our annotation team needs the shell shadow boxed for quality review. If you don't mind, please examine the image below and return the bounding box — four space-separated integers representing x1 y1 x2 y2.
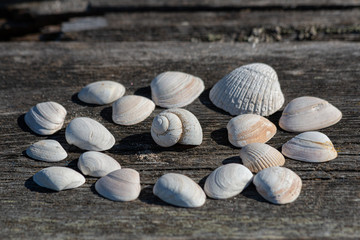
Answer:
134 86 152 99
71 92 98 107
210 128 236 149
199 88 229 115
267 110 283 129
222 156 241 165
24 176 56 193
241 183 268 203
17 114 43 136
100 106 113 123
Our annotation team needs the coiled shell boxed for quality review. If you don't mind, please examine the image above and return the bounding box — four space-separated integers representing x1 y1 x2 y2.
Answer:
279 96 342 132
78 151 121 177
25 101 67 135
227 114 276 147
153 173 206 208
26 140 67 162
151 71 205 108
78 80 125 105
209 63 284 116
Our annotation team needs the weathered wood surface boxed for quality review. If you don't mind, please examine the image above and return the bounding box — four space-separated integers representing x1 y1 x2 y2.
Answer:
1 42 359 239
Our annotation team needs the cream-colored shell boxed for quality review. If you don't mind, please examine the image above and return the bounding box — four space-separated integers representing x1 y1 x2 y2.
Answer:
78 151 121 177
227 114 276 147
282 131 337 163
151 71 205 108
26 140 67 162
279 96 342 132
78 81 125 105
112 95 155 125
209 63 284 116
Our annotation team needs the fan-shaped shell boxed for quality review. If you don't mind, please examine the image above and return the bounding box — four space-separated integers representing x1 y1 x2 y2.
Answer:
26 140 67 162
78 81 125 105
227 114 276 147
78 151 121 177
209 63 284 116
151 71 205 108
112 95 155 125
24 101 67 135
279 96 342 132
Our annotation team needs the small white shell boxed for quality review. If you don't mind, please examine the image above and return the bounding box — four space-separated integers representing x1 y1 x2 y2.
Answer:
227 114 277 147
282 131 337 163
209 63 284 116
25 101 67 135
153 173 206 208
65 117 115 151
78 81 125 105
95 168 141 201
279 96 342 132
78 151 121 177
33 166 85 191
26 140 67 162
112 95 155 125
151 71 205 108
151 108 202 147
204 164 253 199
253 166 302 204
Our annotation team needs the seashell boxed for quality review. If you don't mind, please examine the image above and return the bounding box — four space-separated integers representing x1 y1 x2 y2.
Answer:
151 71 205 108
78 80 125 105
78 151 121 177
282 131 337 163
151 108 202 147
153 173 206 208
204 163 253 199
112 95 155 125
240 142 285 173
26 139 67 162
25 101 67 135
33 166 85 191
65 117 115 151
279 96 342 132
209 63 284 116
95 168 141 201
253 166 302 204
227 114 276 147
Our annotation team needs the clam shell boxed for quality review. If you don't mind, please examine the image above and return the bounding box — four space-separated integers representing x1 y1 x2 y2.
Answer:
26 140 67 162
25 101 67 135
253 166 302 204
209 63 284 116
78 151 121 177
151 71 205 108
153 173 206 208
78 81 125 105
279 96 342 132
240 143 285 173
95 168 141 201
282 131 337 163
227 114 276 147
112 95 155 125
204 163 253 199
65 117 115 151
33 166 85 191
151 108 202 147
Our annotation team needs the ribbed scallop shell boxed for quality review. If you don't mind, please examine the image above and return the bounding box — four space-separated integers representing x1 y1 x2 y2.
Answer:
112 95 155 125
151 71 205 108
209 63 284 116
282 131 337 163
78 81 125 105
26 139 67 162
25 101 67 135
279 96 342 132
240 143 285 173
78 151 121 177
227 114 276 147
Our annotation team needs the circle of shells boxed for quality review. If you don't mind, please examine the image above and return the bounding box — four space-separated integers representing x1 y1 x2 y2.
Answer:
24 64 342 207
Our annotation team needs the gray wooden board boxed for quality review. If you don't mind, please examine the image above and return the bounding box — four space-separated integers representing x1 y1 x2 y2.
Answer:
0 42 359 239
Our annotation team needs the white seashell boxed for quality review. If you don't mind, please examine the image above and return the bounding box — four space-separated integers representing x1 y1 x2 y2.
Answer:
151 71 205 108
78 81 125 105
240 143 285 173
26 140 67 162
204 164 253 199
209 63 284 116
25 101 67 135
33 166 85 191
153 173 206 208
95 168 141 201
227 114 277 147
112 95 155 125
78 151 121 177
65 117 115 151
282 131 337 163
253 166 302 204
279 96 342 132
151 108 202 147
